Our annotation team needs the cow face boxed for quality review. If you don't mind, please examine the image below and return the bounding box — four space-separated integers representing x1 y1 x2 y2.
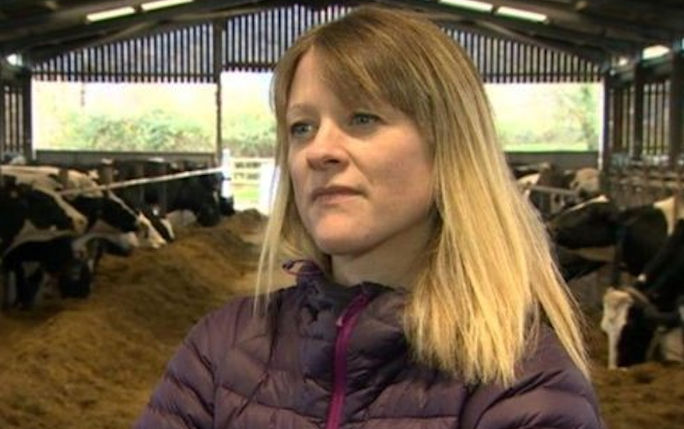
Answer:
602 287 674 368
615 303 656 367
601 288 634 369
549 197 618 249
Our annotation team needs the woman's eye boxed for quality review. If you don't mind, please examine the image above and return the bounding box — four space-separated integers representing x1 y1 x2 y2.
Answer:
350 113 379 127
289 122 313 138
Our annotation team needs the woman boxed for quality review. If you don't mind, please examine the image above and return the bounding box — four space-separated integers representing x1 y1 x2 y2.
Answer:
134 6 603 429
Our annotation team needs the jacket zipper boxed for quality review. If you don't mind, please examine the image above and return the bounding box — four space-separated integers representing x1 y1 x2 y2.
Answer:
324 292 371 429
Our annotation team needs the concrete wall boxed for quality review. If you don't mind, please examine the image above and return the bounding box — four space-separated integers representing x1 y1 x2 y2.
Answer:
506 151 599 170
35 149 599 172
35 149 216 166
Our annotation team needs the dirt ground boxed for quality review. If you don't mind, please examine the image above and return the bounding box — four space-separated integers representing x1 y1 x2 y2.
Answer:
0 210 682 429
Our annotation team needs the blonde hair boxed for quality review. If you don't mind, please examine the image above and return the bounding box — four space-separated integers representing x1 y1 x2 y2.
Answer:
258 6 589 386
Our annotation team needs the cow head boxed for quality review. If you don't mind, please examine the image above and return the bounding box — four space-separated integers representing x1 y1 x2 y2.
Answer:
548 196 618 249
601 286 679 368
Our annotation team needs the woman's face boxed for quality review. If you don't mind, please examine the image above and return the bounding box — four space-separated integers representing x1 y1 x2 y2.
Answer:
286 50 435 261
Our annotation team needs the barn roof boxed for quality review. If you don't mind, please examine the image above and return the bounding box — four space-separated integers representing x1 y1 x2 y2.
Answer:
1 0 682 66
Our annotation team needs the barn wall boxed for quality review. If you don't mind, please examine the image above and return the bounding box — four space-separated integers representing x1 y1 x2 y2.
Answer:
35 149 215 166
31 4 600 84
1 69 31 161
33 22 215 83
604 50 684 169
506 151 598 171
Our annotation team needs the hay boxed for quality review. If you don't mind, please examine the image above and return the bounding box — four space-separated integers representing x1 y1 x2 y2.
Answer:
0 210 682 429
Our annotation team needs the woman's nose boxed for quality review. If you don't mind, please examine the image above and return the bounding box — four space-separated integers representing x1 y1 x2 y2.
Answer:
305 121 349 170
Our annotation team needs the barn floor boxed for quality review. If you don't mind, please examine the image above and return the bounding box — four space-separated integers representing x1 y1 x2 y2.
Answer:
0 211 682 429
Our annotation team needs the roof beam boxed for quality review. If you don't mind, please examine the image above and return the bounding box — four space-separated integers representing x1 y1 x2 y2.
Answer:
480 0 682 40
385 0 640 55
0 0 273 54
0 0 146 40
438 0 677 43
26 1 286 62
27 21 157 64
575 0 684 33
433 15 607 64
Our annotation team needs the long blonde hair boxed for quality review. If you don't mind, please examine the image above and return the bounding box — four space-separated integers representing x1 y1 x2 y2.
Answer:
258 6 588 386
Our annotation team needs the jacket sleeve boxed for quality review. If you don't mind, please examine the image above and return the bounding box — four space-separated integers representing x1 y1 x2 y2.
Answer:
460 328 605 429
133 314 218 429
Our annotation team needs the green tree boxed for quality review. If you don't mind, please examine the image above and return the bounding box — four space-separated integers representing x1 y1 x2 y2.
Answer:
552 84 599 150
53 109 212 152
222 110 276 157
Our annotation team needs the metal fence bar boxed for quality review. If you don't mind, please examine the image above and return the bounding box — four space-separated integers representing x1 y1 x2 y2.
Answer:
58 166 224 196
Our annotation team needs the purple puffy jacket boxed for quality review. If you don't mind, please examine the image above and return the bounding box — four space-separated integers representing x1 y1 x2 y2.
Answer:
134 269 604 429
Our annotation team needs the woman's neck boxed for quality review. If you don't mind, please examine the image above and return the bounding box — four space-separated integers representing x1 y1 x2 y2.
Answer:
330 219 433 289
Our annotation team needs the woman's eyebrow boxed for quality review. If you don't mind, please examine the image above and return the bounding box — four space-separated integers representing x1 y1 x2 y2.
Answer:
285 104 312 118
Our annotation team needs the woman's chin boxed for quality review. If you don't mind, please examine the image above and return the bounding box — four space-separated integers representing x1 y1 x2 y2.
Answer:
313 234 367 257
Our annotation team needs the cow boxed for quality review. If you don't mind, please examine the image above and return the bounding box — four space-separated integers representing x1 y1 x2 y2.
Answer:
2 234 96 309
113 158 226 227
515 164 599 219
0 166 141 309
0 178 87 252
553 244 605 282
567 167 600 199
549 194 684 279
0 180 90 309
600 219 684 368
1 165 140 236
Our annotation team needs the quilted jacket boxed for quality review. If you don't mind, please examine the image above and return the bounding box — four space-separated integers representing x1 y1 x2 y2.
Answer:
134 265 604 429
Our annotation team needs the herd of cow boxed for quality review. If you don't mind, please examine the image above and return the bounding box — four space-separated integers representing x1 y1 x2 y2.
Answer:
515 162 684 369
1 159 682 370
0 160 233 312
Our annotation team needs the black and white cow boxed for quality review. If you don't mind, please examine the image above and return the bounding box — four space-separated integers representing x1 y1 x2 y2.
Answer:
601 219 684 368
549 195 684 279
0 166 142 309
0 179 91 309
1 165 140 236
0 177 88 248
114 159 226 228
515 164 599 219
553 244 606 282
2 234 101 309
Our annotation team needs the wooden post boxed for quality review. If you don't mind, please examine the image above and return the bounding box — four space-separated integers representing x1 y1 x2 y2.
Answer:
133 162 145 207
146 159 167 216
633 62 645 161
0 81 5 168
600 70 612 190
21 71 32 162
98 163 114 186
213 20 224 167
58 167 70 189
669 50 683 168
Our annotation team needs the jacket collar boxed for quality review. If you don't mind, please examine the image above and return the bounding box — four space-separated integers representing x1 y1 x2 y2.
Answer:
285 260 410 393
